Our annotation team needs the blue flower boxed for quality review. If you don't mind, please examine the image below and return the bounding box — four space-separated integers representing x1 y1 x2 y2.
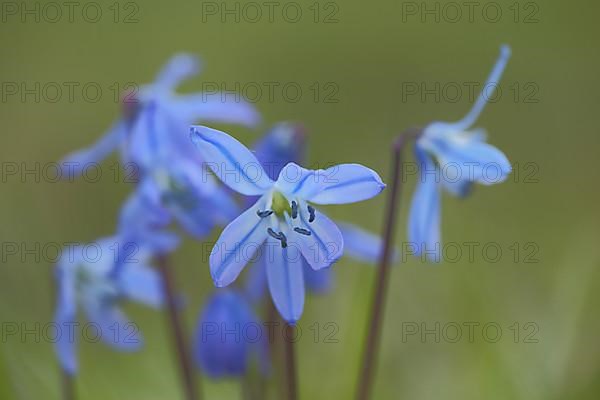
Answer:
244 123 397 299
191 125 386 323
54 237 166 375
119 105 240 239
408 45 512 262
60 53 260 177
193 289 268 379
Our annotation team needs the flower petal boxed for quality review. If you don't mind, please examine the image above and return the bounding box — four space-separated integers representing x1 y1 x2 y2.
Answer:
265 238 305 324
191 126 273 196
408 147 441 262
449 45 511 131
303 261 333 293
210 200 270 287
172 94 261 127
193 290 264 378
83 299 143 351
59 120 125 178
290 206 343 271
245 245 268 302
253 123 306 180
53 265 78 375
427 133 512 185
118 265 164 309
154 53 201 91
127 102 178 170
337 222 399 264
277 163 385 205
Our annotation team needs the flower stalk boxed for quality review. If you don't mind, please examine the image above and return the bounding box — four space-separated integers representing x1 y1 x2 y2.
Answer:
157 254 201 400
283 323 298 400
355 128 422 400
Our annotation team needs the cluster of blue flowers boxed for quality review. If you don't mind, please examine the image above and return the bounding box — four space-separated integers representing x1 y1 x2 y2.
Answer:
54 45 511 381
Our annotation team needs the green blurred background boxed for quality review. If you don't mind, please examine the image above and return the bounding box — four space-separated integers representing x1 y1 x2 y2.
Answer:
1 0 599 398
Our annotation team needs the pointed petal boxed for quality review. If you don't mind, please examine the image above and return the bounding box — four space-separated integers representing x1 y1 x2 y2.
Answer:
290 206 343 271
337 222 399 264
448 45 511 131
53 265 78 375
172 94 261 127
191 126 273 195
277 163 385 205
253 123 306 180
245 246 268 302
127 102 176 170
429 134 512 185
303 261 333 293
83 300 143 351
210 201 270 287
165 158 240 228
265 238 305 324
408 147 441 262
59 120 125 178
154 53 201 91
118 265 164 308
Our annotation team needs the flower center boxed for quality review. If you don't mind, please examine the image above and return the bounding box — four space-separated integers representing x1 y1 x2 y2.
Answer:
270 191 292 217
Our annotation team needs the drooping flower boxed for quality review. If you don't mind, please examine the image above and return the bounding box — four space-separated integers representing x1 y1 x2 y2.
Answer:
193 289 268 379
244 123 397 299
54 236 169 375
60 53 260 177
190 126 386 323
408 45 512 262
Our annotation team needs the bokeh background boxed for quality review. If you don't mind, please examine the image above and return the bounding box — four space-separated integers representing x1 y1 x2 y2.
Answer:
1 0 599 398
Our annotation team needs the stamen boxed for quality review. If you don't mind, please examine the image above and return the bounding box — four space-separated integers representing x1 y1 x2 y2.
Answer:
267 228 288 248
267 228 279 239
291 201 298 219
307 205 316 223
257 210 273 218
280 232 288 248
294 227 311 236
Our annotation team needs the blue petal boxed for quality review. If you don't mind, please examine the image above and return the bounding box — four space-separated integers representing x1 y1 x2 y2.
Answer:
302 261 333 293
193 290 264 378
273 162 317 196
446 45 511 131
127 102 180 171
153 53 201 91
289 206 343 271
162 158 240 235
59 120 125 178
408 146 441 262
337 222 399 264
82 299 143 351
190 126 274 196
426 132 511 186
253 123 306 180
117 181 180 255
265 238 305 324
53 263 78 375
172 95 261 128
118 265 164 309
210 200 270 287
276 163 385 205
245 246 268 302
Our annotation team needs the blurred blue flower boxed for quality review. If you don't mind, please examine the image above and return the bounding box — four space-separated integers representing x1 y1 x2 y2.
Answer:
193 289 268 379
244 123 396 300
60 53 260 177
54 236 167 375
408 45 512 262
118 103 240 239
191 125 385 323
